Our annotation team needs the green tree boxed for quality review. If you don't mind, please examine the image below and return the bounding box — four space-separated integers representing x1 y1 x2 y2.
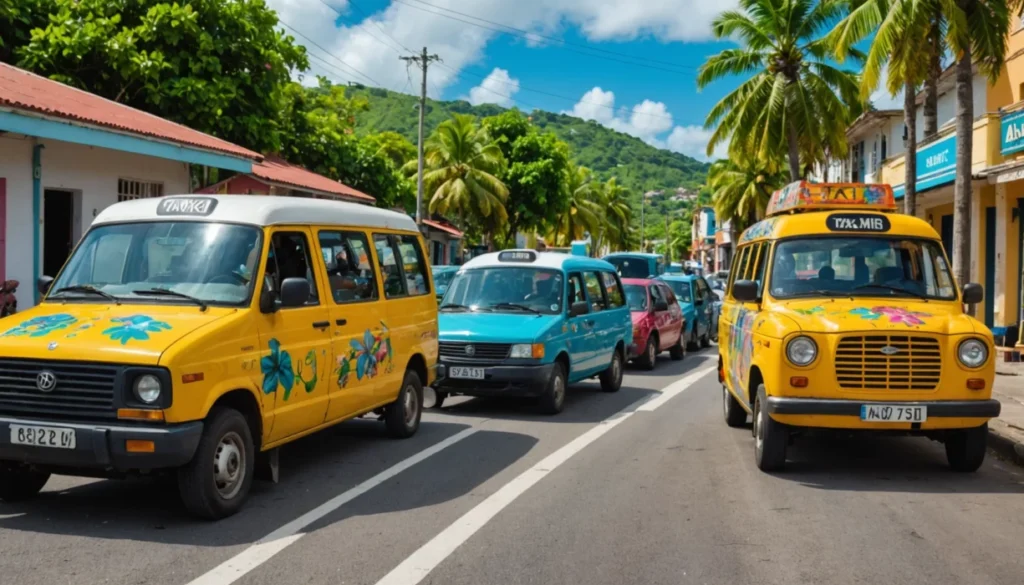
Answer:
698 0 862 180
707 153 786 233
13 0 308 153
547 165 601 246
362 131 417 167
591 178 633 253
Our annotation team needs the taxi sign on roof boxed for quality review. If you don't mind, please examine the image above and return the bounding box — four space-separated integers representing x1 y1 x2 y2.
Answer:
765 181 896 217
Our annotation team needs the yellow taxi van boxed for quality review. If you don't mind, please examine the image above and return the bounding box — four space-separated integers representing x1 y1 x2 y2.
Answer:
0 195 438 519
719 182 1000 472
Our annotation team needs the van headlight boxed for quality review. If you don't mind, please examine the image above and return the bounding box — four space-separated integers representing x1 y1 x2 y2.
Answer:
134 374 162 404
957 339 988 369
510 343 544 359
786 336 817 366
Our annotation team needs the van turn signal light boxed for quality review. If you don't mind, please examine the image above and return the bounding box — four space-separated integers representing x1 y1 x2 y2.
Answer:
967 379 985 390
125 440 155 453
118 408 165 422
790 376 809 388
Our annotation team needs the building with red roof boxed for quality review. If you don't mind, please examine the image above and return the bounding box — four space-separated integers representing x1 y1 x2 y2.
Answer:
197 156 375 204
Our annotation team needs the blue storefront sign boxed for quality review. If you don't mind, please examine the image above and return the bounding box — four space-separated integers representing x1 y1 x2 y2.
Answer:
1000 109 1024 156
891 133 956 199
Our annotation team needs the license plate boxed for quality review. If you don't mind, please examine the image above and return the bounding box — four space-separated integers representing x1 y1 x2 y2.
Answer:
9 424 76 449
450 367 485 380
860 404 927 423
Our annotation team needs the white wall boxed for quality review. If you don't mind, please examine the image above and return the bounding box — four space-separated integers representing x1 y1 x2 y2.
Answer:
915 74 988 140
0 135 189 309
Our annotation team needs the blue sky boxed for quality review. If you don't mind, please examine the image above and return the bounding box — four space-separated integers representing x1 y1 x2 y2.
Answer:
268 0 746 161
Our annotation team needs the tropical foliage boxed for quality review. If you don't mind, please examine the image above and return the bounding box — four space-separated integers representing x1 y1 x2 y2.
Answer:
707 155 787 232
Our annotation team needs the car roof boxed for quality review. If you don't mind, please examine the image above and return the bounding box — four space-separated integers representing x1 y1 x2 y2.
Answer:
738 211 940 244
460 250 616 272
92 195 419 232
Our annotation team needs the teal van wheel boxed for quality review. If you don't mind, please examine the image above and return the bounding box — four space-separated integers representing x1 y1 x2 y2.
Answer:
600 348 624 392
537 362 567 415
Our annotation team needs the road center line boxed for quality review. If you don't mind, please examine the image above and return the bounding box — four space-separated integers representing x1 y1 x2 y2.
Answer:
374 364 716 585
186 427 479 585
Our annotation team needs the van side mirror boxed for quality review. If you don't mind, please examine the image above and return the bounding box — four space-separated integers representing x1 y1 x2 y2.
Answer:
653 300 669 312
37 276 54 296
732 279 759 303
569 301 590 317
279 278 311 308
962 283 983 305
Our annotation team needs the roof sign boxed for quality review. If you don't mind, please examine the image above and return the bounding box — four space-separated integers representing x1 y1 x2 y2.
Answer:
156 197 218 217
825 213 892 232
765 181 896 217
498 250 537 263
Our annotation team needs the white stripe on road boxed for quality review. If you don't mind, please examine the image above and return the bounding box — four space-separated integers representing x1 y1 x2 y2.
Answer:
187 427 479 585
374 364 716 585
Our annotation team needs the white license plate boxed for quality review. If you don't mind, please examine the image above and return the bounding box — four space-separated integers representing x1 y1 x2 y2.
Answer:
860 404 927 423
450 367 485 380
9 424 76 449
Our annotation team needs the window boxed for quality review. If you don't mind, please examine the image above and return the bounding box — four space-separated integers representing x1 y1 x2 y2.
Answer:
117 178 163 202
729 246 751 296
374 235 405 298
568 273 586 306
600 272 625 308
443 267 564 314
319 231 378 303
623 284 648 311
659 284 678 306
397 235 430 296
268 232 319 306
584 272 606 311
695 278 711 303
751 242 769 296
649 284 666 309
664 279 692 303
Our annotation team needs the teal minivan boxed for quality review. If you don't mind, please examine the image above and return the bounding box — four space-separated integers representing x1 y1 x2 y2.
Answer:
603 252 666 279
434 250 632 414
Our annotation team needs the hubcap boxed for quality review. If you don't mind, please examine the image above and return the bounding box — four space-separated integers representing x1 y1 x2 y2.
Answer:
213 432 245 500
755 403 764 451
554 374 565 405
648 341 656 362
404 384 419 426
613 354 621 384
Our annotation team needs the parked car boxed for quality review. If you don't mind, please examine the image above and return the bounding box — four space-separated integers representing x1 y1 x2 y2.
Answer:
431 265 459 301
622 278 685 369
658 274 715 350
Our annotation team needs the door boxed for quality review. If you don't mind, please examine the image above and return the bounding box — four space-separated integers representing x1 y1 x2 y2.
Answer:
656 282 683 349
648 284 670 351
600 271 630 353
566 272 590 371
258 228 333 443
940 214 954 257
583 271 611 372
696 278 715 337
43 189 75 278
721 245 752 396
318 229 383 421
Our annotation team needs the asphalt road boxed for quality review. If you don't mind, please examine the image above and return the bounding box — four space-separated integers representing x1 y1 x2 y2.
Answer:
2 346 1024 585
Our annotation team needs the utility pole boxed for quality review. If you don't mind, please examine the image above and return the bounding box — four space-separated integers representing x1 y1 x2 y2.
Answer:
400 47 440 226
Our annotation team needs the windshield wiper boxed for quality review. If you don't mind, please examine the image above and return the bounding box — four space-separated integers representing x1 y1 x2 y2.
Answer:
132 288 208 311
51 285 121 304
439 303 471 312
488 302 541 315
853 283 928 301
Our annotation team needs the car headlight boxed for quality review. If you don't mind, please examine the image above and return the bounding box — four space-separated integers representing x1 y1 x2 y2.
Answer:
786 336 817 366
134 374 162 404
958 339 988 368
510 343 544 359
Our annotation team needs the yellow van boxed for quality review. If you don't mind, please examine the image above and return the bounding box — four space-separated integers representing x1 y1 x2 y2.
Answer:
719 182 1000 472
0 195 437 518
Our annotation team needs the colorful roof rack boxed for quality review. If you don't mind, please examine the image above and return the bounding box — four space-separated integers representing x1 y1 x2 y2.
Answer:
765 181 896 217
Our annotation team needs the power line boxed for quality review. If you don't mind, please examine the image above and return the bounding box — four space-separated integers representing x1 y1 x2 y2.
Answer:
277 18 382 87
305 53 356 84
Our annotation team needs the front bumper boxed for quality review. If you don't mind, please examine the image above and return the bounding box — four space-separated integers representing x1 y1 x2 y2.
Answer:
435 362 555 397
0 416 203 472
766 397 1002 418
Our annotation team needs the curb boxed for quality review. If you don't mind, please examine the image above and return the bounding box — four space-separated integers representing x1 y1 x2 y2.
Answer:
989 421 1024 466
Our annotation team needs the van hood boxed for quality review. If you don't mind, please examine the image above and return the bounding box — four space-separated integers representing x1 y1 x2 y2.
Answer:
440 312 561 343
775 299 979 336
0 303 236 364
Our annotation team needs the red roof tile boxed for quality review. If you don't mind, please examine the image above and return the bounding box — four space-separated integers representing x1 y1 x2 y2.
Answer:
252 156 375 202
423 219 463 238
0 63 259 160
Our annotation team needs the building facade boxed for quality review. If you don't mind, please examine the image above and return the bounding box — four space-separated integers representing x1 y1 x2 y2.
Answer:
691 206 717 272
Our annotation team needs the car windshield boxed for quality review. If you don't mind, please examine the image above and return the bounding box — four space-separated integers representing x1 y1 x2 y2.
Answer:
663 280 693 303
442 267 564 314
623 284 648 311
432 268 457 288
769 237 957 300
607 257 652 278
49 221 262 306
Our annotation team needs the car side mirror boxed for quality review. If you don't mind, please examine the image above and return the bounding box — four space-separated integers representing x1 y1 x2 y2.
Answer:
37 276 54 296
962 282 983 305
569 301 590 317
279 277 311 308
654 300 669 312
732 279 759 303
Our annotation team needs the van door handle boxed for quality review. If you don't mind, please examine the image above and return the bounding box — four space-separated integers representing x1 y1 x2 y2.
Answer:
335 319 347 326
312 321 330 329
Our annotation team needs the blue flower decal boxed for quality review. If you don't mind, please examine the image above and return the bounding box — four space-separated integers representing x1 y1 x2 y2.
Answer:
261 339 296 399
849 307 881 320
2 314 78 337
102 315 172 345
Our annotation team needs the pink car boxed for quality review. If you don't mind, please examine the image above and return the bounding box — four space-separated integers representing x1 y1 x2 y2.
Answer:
622 278 686 370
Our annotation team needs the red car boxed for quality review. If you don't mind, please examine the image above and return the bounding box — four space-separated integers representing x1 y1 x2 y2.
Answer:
622 278 686 369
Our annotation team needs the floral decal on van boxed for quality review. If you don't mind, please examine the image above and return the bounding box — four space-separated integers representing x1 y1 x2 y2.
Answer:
850 306 930 326
336 322 394 388
261 339 295 398
102 315 172 345
2 313 78 337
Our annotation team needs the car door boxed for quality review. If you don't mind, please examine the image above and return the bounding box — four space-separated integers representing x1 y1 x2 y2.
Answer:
695 278 713 338
648 283 669 351
582 271 610 373
657 282 683 349
599 271 631 354
257 228 333 443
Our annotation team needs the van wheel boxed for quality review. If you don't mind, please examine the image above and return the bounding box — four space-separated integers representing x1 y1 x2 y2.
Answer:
686 326 699 351
723 385 747 428
0 464 50 502
945 424 987 472
385 370 423 438
638 335 658 370
600 348 624 392
538 362 567 415
178 407 255 520
669 335 685 360
753 385 787 472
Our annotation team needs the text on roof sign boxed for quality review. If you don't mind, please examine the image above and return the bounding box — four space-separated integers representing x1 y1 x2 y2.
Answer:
765 181 896 217
825 213 891 233
156 197 219 217
498 250 537 263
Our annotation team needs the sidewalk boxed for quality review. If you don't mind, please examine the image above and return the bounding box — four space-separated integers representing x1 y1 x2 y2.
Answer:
991 362 1024 465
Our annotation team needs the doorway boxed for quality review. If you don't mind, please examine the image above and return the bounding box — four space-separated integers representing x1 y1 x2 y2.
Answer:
43 189 75 278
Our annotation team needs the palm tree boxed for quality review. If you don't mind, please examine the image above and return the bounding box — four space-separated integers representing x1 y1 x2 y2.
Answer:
707 154 787 233
547 165 601 247
591 178 633 253
698 0 863 181
406 114 509 236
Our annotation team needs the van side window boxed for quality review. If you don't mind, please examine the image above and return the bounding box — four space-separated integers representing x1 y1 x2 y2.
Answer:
268 232 319 305
751 242 769 296
728 246 750 296
583 271 607 312
318 231 379 303
396 235 430 296
373 234 406 298
659 284 677 305
600 271 625 308
568 273 586 306
649 284 666 308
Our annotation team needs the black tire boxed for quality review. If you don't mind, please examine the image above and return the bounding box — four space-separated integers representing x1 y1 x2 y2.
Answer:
638 335 658 370
669 334 685 361
723 385 747 428
537 362 567 415
753 385 787 471
945 424 987 472
0 465 50 502
686 325 699 351
432 390 448 409
600 347 624 392
178 407 255 520
385 370 423 438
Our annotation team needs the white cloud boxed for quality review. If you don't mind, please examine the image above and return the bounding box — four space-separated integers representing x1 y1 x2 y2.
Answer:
665 125 727 162
467 68 520 107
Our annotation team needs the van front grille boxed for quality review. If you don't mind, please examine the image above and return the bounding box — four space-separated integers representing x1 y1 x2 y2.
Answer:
438 342 511 362
835 335 941 390
0 359 118 421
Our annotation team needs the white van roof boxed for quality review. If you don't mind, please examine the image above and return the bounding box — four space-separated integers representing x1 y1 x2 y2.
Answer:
92 195 419 232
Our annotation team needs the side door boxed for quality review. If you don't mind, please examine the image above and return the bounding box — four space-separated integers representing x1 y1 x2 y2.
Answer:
721 245 751 393
257 228 333 443
657 282 684 348
582 271 611 373
565 272 590 372
318 229 383 422
648 283 669 351
696 278 715 338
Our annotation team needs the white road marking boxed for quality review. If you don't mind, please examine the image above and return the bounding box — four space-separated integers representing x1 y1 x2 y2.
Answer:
186 427 479 585
374 364 716 585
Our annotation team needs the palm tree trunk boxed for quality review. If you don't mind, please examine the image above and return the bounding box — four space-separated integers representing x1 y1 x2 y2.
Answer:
923 18 941 138
952 48 973 313
903 77 918 217
787 123 801 181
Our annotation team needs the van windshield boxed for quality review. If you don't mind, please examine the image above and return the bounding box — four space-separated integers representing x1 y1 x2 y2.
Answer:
48 222 262 306
607 257 652 278
663 280 693 303
768 237 957 301
442 267 564 314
